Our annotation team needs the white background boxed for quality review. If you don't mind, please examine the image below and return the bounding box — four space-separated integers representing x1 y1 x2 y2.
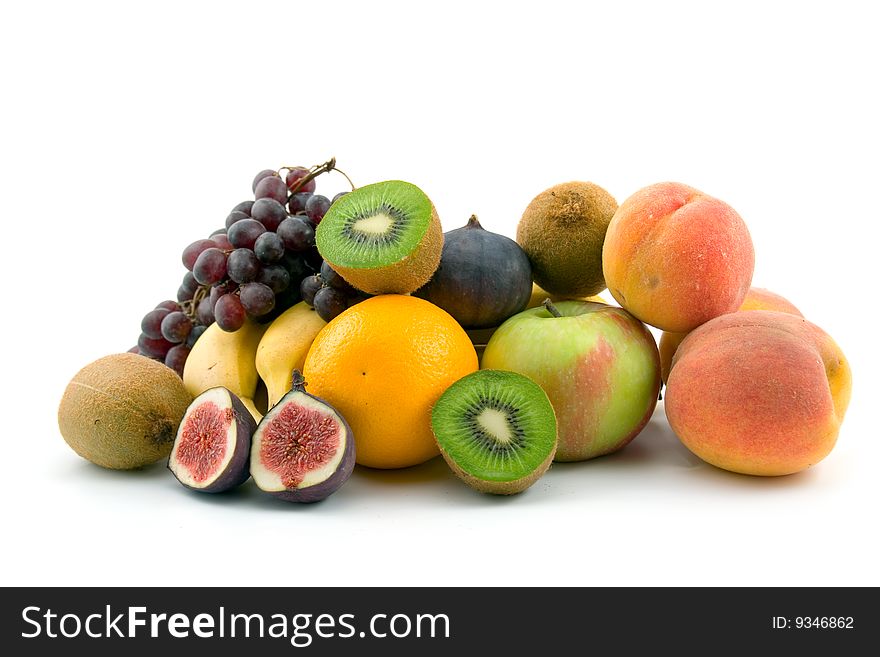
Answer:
2 1 877 587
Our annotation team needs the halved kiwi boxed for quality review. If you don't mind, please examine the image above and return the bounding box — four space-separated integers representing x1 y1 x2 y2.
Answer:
315 180 442 294
431 370 557 495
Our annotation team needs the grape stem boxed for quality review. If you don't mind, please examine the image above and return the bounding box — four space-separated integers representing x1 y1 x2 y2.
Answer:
181 285 210 322
279 157 356 194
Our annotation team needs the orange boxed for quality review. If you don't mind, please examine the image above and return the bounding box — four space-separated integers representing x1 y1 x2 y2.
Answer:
302 295 478 469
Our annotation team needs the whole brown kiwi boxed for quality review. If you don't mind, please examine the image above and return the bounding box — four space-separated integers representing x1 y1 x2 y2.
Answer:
517 181 618 297
58 353 193 469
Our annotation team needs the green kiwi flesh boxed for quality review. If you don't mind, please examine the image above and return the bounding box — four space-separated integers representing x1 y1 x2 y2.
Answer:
431 370 557 495
318 180 432 267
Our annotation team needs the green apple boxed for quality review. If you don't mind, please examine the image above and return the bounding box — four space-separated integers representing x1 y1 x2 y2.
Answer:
481 300 660 461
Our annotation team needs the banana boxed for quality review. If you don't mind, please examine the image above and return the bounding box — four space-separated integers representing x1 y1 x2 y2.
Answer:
256 302 327 407
182 318 268 421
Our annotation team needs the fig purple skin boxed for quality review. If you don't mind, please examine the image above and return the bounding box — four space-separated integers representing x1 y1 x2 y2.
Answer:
168 387 255 493
414 215 532 329
251 371 355 503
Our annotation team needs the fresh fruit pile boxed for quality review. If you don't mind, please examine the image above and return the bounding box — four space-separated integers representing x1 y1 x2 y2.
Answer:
58 166 853 504
133 159 355 376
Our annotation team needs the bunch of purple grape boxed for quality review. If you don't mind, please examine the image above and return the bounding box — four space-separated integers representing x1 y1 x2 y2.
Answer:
132 159 353 376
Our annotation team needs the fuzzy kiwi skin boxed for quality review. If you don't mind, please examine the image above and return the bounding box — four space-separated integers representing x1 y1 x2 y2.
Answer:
253 389 356 503
57 353 193 470
324 205 443 295
169 388 255 493
437 441 556 495
517 182 618 298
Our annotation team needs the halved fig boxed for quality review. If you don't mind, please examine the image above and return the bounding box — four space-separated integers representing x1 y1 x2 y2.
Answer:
168 387 255 493
251 370 355 503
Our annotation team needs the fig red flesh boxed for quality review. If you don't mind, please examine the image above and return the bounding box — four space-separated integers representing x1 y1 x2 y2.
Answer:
251 371 355 503
168 387 254 493
260 403 341 488
175 402 233 482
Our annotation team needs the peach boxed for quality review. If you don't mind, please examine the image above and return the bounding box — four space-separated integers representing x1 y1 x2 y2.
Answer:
659 287 803 382
665 310 851 476
602 182 755 333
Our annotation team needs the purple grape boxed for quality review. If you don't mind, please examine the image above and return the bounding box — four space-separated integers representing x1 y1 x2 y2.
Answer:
300 274 323 307
232 200 254 216
285 167 316 194
239 282 275 317
138 333 174 359
288 192 312 214
305 195 331 225
165 344 191 377
182 239 216 271
319 260 336 282
225 210 249 230
127 345 140 355
182 271 198 293
155 300 180 311
141 308 171 339
212 233 233 251
227 248 261 284
177 271 199 302
185 324 207 348
254 232 284 263
254 176 288 204
331 191 349 204
210 280 237 306
320 261 355 292
257 264 290 293
276 216 315 251
252 169 277 193
192 248 228 285
210 227 227 237
160 311 193 343
215 294 246 332
196 297 215 326
251 198 288 232
227 218 267 250
313 286 348 322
